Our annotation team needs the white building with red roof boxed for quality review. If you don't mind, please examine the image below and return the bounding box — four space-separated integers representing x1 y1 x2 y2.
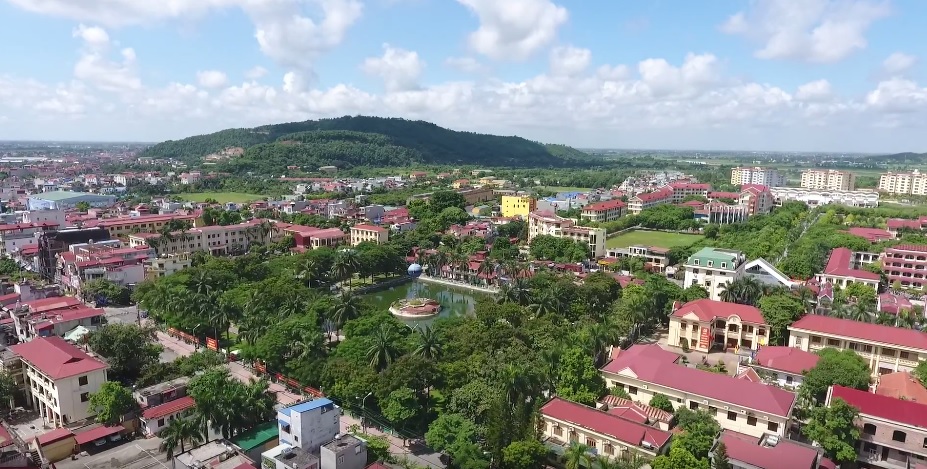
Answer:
747 346 820 389
668 299 769 353
627 187 674 214
598 395 673 431
539 397 673 460
827 385 927 469
600 344 797 438
881 244 927 290
580 199 626 223
814 247 881 289
527 210 606 257
788 315 927 376
9 336 108 427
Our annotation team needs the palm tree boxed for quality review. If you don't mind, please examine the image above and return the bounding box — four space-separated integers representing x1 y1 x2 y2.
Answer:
565 442 591 469
162 418 204 460
413 325 441 360
331 249 361 289
329 293 362 340
529 290 558 317
477 261 494 285
897 310 917 329
292 329 322 362
367 323 399 372
719 277 763 306
585 323 616 367
846 302 873 323
297 257 319 288
875 312 896 326
192 271 213 297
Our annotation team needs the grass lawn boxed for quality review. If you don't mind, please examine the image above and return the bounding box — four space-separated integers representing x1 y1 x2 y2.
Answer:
606 230 704 249
177 192 265 203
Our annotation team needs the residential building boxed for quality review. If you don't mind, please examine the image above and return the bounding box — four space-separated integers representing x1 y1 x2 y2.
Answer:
0 222 59 256
627 187 673 214
709 430 831 469
320 435 367 469
668 299 768 353
746 346 820 389
263 445 318 469
598 395 674 431
887 217 927 237
827 384 927 468
580 199 626 223
539 397 673 460
349 224 389 246
669 182 711 202
769 187 879 207
57 244 153 295
12 306 104 342
693 202 749 225
9 336 109 426
879 170 927 195
682 247 747 301
88 213 199 238
127 219 282 256
230 422 280 464
277 399 340 453
144 254 193 279
800 169 856 191
731 167 787 187
600 344 797 438
527 210 606 257
278 225 346 251
881 244 927 290
140 396 196 436
605 245 671 273
739 184 776 216
787 315 927 376
27 191 116 210
500 196 537 219
22 209 67 227
814 247 881 289
178 171 202 185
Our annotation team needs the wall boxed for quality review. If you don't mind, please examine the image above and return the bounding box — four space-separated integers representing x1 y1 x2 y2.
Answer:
56 369 108 423
33 436 76 463
539 414 660 460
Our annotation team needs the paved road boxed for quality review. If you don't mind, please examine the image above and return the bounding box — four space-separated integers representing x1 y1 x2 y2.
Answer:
154 331 444 468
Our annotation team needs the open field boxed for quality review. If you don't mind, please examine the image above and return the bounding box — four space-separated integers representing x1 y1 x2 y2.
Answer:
176 192 265 203
606 230 704 249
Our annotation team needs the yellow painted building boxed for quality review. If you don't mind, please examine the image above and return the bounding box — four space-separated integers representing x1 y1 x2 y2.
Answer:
501 196 536 218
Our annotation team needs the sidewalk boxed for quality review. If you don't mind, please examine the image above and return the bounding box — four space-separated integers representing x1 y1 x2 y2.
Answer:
418 275 499 294
155 332 444 468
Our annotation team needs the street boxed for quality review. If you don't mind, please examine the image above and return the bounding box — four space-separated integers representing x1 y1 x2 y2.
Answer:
153 330 445 468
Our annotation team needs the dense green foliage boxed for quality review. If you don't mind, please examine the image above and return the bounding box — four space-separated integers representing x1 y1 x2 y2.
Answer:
89 382 138 425
801 348 871 404
140 116 594 172
87 324 162 383
802 398 861 463
82 279 132 305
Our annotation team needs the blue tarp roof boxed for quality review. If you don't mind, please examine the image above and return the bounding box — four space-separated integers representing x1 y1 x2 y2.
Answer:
283 398 334 415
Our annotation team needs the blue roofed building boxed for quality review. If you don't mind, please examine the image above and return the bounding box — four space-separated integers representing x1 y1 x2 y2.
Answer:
276 398 340 453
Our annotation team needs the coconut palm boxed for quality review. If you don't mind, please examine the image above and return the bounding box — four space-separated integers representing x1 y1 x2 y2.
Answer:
297 257 319 288
529 290 558 317
162 418 204 460
367 323 400 372
331 249 361 288
292 329 323 362
564 443 591 469
875 312 896 326
719 277 763 306
897 310 917 329
845 302 873 323
329 293 362 340
413 325 441 360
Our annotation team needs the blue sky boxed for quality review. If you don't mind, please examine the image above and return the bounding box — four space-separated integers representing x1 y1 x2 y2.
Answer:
0 0 925 152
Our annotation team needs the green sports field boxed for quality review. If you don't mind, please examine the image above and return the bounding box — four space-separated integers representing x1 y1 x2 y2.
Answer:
176 192 265 203
605 230 703 249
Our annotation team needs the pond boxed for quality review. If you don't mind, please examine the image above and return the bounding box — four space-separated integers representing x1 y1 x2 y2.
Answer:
360 280 485 324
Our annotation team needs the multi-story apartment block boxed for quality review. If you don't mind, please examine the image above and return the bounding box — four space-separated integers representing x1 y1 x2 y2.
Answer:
539 397 672 460
769 187 879 208
0 222 59 256
668 299 768 353
349 224 389 246
277 399 340 453
731 167 787 187
9 336 109 426
788 315 927 376
814 247 881 289
800 169 856 191
627 187 674 214
879 170 927 195
827 385 927 469
880 244 927 290
128 219 282 256
601 344 797 438
580 199 626 223
668 182 711 202
500 196 537 219
528 210 605 257
739 184 775 216
682 247 746 301
605 245 671 273
57 244 153 295
144 254 193 279
693 202 749 225
87 213 200 239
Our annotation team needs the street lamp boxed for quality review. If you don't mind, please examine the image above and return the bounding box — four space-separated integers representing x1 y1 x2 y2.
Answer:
359 392 373 433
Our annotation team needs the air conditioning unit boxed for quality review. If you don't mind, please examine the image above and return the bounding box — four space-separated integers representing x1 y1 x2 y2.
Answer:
723 406 729 410
702 400 709 405
642 385 648 390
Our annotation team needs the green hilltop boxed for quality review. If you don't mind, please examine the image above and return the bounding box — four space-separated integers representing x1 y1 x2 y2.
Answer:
139 116 595 173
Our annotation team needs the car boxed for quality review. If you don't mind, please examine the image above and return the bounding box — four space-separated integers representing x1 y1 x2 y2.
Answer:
93 438 107 447
108 434 123 443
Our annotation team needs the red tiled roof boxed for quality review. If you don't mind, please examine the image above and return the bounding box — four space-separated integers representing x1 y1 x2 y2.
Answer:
885 244 927 254
740 184 769 192
311 228 346 240
830 384 927 428
672 299 766 325
877 372 927 403
846 227 893 243
541 397 672 449
634 188 673 202
352 224 388 233
583 199 626 211
821 248 880 281
719 430 820 469
879 292 913 315
0 425 12 448
35 428 73 446
709 191 741 200
602 345 796 417
9 336 107 379
887 218 924 230
22 296 82 313
754 346 820 375
670 182 711 190
74 425 123 445
142 396 195 420
789 315 927 350
735 368 762 382
600 395 673 424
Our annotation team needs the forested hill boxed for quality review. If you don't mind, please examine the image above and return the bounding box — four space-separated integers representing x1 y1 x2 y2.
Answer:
139 116 594 172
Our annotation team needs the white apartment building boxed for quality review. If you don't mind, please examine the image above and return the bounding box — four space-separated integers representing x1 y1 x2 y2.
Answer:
601 344 797 438
800 169 856 191
144 254 193 279
277 398 340 453
528 210 606 257
730 167 786 187
879 170 927 195
769 187 879 208
682 247 747 301
9 336 109 427
0 222 58 256
128 219 282 256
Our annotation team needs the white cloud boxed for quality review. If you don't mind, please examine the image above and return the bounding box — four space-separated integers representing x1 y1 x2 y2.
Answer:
456 0 568 60
721 0 891 63
883 52 917 75
245 66 268 80
866 78 927 113
444 57 486 74
362 44 425 92
73 26 142 93
196 70 228 88
795 79 833 102
549 46 591 76
72 24 109 48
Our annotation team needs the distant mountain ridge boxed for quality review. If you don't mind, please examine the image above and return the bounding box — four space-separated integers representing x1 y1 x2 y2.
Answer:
139 116 595 173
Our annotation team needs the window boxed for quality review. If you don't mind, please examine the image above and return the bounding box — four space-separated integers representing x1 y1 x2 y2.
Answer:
553 426 563 437
294 436 298 442
795 337 803 347
767 422 778 432
827 339 840 347
628 386 637 395
78 376 88 386
158 418 164 427
604 444 614 455
863 424 877 435
747 416 757 426
727 411 737 421
80 392 89 402
281 424 291 433
922 437 927 449
689 401 699 410
900 351 911 360
786 376 793 385
338 456 344 464
694 260 700 266
586 438 596 448
893 431 907 443
811 336 821 344
707 261 713 267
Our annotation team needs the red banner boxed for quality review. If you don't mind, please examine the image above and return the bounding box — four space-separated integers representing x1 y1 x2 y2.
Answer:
206 337 218 351
699 327 710 350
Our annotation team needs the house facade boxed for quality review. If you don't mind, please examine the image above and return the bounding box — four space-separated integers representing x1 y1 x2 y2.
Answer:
682 247 747 301
580 199 626 223
668 299 769 353
349 224 388 246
